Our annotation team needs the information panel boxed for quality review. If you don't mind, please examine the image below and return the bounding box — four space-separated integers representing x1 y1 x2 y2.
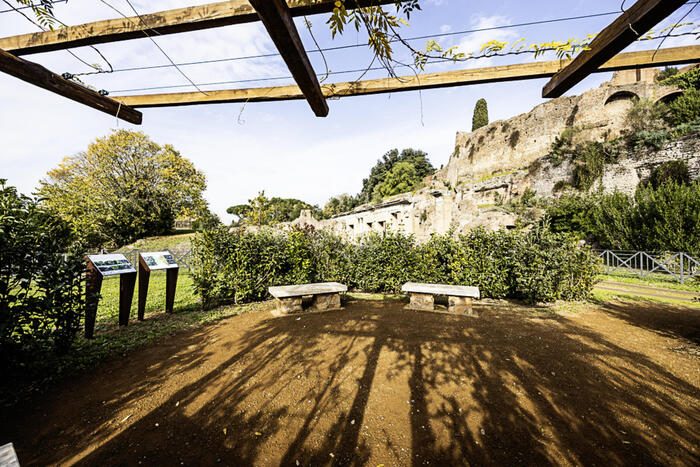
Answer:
141 251 178 270
88 254 137 276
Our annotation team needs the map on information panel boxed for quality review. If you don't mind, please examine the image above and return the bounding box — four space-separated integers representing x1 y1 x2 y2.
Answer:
88 254 137 276
141 251 179 270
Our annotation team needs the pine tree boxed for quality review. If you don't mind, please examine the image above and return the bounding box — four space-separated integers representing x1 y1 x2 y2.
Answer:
472 98 489 131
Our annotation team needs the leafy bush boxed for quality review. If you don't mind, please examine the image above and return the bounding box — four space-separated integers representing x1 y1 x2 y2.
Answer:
624 98 669 134
191 225 601 305
668 88 700 126
630 130 669 150
648 160 691 188
656 66 679 83
658 65 700 90
0 181 85 363
546 180 700 253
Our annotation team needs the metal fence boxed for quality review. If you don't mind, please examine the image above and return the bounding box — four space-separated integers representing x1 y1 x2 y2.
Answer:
594 250 699 284
121 249 193 270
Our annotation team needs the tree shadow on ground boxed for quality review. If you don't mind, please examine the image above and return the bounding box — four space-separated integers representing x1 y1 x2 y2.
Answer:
4 299 699 466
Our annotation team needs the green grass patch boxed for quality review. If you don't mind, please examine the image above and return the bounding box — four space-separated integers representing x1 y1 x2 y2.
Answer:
591 288 700 308
599 272 700 293
117 232 197 254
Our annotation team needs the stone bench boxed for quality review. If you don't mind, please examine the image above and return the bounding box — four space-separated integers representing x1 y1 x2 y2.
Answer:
0 443 20 467
268 282 347 316
402 282 480 316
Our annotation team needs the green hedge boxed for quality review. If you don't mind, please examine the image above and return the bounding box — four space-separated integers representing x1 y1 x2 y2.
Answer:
191 225 600 306
0 181 85 362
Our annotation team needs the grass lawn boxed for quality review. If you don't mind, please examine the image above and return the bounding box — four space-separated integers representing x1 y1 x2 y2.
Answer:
600 272 700 293
116 232 197 256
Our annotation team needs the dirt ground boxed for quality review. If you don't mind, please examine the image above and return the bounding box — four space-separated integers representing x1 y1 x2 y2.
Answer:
3 298 700 466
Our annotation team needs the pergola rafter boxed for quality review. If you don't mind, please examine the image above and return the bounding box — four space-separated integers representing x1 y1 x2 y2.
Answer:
112 45 700 109
0 0 697 122
543 0 688 97
0 0 396 56
249 0 328 116
0 47 142 124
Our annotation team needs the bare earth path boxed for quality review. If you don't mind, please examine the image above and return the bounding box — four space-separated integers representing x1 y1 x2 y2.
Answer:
2 299 699 466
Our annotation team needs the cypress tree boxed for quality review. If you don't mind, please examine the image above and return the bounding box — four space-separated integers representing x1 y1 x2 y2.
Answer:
472 98 489 131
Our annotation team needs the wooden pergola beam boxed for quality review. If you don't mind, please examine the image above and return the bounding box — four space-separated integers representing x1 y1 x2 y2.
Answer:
543 0 687 98
114 45 700 109
249 0 327 116
0 47 142 124
0 0 395 56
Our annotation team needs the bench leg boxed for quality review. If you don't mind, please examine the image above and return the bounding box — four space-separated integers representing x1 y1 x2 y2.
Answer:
274 297 303 316
448 296 477 316
310 292 341 312
407 292 434 311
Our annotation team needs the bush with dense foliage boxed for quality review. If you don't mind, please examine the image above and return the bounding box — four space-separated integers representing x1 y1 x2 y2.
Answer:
658 65 700 90
191 225 600 306
668 88 700 126
545 170 699 253
0 181 85 364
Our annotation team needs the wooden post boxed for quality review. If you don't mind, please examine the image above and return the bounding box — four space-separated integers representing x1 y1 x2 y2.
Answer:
84 258 103 339
119 272 137 326
137 254 151 321
165 267 179 313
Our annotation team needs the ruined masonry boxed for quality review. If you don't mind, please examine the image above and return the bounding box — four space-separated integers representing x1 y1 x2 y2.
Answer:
288 71 699 242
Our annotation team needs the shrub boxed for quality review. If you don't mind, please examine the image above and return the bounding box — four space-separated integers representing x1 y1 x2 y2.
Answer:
648 160 691 189
570 140 623 191
656 66 679 83
191 225 601 304
658 65 700 90
0 181 85 363
668 88 700 126
624 98 669 133
554 181 700 253
630 130 669 150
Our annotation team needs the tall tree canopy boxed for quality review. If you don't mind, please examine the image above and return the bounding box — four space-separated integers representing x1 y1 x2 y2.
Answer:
38 130 208 248
359 148 435 203
472 98 489 131
228 191 321 226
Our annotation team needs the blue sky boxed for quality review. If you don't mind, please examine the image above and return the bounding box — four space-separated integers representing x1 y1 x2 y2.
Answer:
1 0 697 223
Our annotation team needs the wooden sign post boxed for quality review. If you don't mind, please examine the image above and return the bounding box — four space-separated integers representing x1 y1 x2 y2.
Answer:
85 254 137 338
137 251 179 320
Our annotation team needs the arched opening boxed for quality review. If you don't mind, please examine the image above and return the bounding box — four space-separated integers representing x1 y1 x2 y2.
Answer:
604 90 639 106
655 90 684 105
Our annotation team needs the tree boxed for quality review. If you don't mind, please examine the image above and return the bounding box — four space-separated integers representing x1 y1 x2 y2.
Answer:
359 148 435 203
227 191 321 226
38 130 208 248
322 193 360 218
472 98 489 131
372 161 420 200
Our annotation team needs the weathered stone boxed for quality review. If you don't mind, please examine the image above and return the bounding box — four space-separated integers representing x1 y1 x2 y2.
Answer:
449 296 478 316
406 293 434 311
310 292 341 312
272 297 302 316
280 76 698 240
402 282 480 299
269 282 347 298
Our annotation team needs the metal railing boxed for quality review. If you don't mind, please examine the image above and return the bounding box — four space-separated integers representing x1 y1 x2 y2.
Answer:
594 250 699 284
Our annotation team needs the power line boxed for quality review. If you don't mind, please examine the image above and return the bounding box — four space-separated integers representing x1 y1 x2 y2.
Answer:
108 29 699 95
74 9 629 77
97 0 207 95
0 0 67 14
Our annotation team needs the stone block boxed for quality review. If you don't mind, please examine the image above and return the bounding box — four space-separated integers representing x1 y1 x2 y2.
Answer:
448 296 478 316
310 292 341 312
407 292 434 311
273 296 302 316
